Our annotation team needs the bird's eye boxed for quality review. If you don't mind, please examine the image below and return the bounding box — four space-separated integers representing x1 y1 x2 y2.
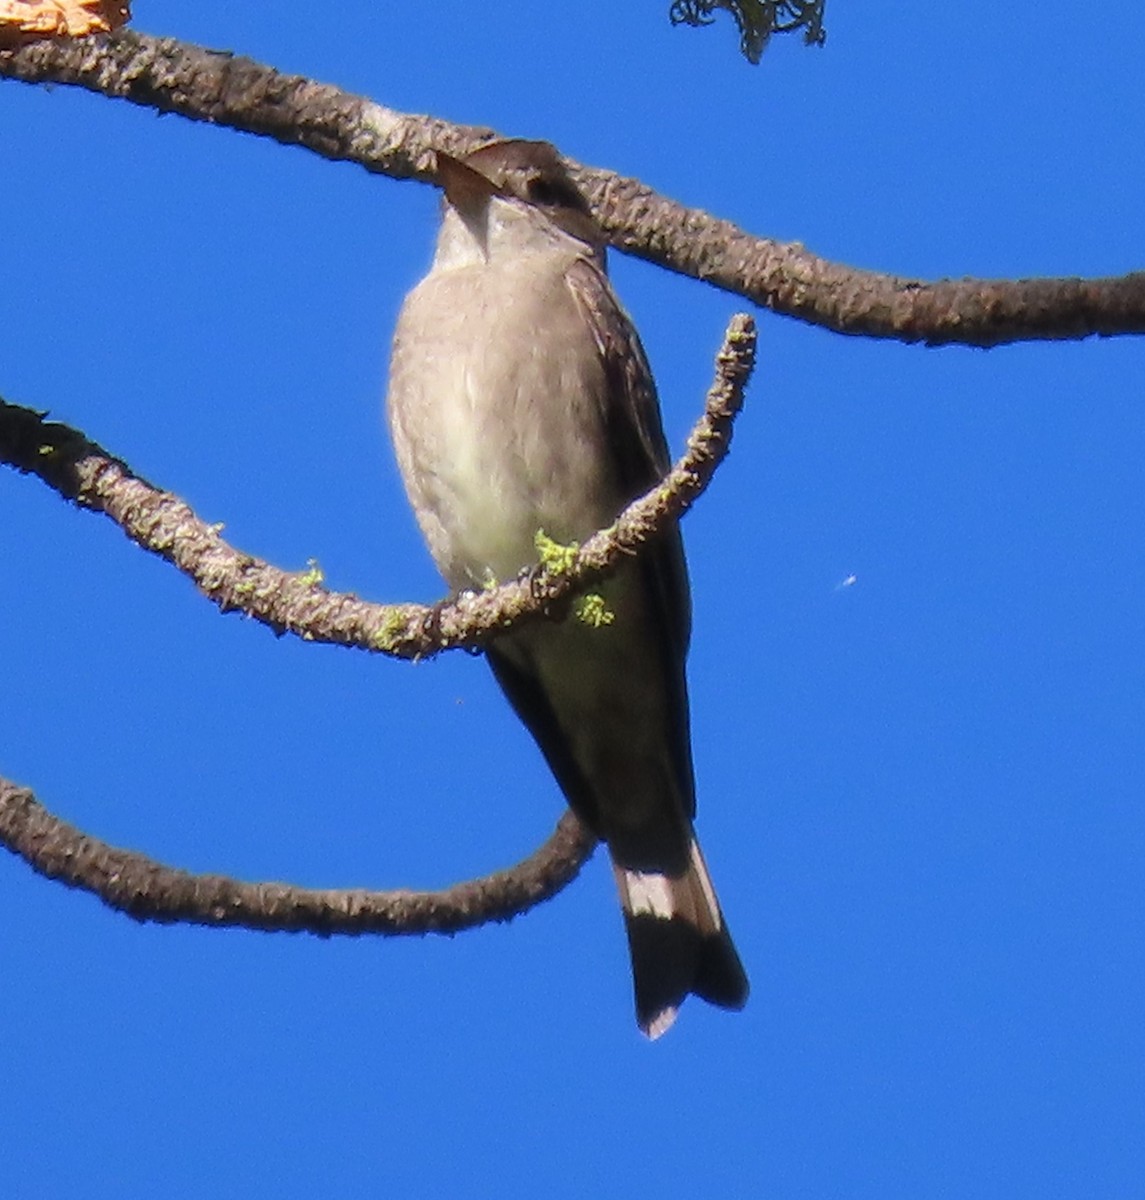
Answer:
525 175 562 206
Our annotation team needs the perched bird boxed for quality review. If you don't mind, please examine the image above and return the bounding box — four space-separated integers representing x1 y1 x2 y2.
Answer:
385 139 747 1037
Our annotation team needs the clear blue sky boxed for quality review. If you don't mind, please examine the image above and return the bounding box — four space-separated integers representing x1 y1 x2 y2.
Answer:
3 4 1144 1196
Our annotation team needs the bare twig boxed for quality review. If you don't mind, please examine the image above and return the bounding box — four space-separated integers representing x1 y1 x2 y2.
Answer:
0 314 757 659
1 30 1140 346
0 775 597 935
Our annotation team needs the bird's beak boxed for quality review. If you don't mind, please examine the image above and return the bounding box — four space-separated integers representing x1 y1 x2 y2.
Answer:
436 151 500 214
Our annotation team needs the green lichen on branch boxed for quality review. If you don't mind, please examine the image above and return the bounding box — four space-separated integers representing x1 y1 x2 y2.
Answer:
574 593 615 628
372 608 407 653
534 531 616 628
298 558 324 588
534 529 579 575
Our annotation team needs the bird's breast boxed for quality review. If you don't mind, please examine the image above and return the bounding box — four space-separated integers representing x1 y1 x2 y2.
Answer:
388 256 618 588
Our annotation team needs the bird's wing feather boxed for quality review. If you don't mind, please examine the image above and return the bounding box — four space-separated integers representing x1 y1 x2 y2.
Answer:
563 254 696 816
564 255 691 644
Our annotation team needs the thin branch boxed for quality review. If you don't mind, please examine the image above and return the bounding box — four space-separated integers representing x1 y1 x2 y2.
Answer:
0 313 751 938
0 314 757 659
0 774 597 934
1 30 1140 346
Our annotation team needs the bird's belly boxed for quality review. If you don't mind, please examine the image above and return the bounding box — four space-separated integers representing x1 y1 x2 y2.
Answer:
389 267 618 588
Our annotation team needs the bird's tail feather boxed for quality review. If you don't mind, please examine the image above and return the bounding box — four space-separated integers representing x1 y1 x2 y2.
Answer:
612 836 749 1039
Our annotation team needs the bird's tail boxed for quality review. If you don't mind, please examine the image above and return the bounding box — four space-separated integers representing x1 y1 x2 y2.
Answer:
611 835 749 1039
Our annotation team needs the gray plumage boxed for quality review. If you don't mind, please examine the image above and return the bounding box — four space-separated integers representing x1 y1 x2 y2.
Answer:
385 139 747 1036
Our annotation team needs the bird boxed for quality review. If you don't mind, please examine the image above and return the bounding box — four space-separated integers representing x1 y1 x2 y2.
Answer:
385 138 748 1037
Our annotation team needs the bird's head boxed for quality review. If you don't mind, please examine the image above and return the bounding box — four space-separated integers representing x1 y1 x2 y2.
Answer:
433 139 605 265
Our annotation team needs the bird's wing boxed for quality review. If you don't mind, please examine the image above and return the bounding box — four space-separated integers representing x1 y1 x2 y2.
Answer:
564 254 692 655
563 254 696 815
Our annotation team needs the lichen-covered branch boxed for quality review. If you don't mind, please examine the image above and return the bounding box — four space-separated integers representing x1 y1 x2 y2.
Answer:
669 1 827 65
0 314 756 658
1 30 1140 347
0 774 597 935
0 312 751 938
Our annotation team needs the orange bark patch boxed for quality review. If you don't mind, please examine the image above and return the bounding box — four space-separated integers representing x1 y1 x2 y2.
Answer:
0 0 131 42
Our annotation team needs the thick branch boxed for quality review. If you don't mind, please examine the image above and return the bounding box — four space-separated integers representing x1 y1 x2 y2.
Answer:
1 30 1140 346
0 314 757 658
0 774 597 935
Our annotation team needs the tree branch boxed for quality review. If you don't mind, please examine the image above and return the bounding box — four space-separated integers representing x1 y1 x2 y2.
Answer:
2 30 1140 346
669 1 827 65
0 774 597 935
0 314 757 659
